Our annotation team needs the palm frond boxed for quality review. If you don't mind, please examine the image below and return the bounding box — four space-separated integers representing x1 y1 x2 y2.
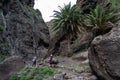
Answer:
86 5 120 30
52 2 85 38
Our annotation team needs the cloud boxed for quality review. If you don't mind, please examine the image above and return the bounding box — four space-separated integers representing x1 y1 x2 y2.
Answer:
34 0 76 22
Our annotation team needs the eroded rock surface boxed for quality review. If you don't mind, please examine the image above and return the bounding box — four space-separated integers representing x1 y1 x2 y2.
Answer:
76 0 110 13
89 23 120 80
0 0 49 59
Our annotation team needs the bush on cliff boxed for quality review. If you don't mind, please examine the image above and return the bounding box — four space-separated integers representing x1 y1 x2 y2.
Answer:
86 0 120 31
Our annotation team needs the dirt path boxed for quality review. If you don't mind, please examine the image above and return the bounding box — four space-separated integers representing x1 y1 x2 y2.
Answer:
42 51 95 80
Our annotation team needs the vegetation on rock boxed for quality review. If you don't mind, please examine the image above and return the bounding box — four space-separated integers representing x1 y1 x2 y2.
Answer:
52 0 120 37
49 0 120 57
86 4 120 31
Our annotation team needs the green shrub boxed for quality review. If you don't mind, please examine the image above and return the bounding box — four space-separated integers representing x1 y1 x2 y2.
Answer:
0 25 4 31
10 66 57 80
26 6 41 17
0 54 10 63
110 0 120 9
85 0 120 31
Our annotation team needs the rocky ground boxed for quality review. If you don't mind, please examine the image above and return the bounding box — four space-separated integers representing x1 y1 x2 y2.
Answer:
0 51 97 80
38 51 97 80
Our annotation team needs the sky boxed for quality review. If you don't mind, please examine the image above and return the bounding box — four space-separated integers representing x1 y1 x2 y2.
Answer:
34 0 76 22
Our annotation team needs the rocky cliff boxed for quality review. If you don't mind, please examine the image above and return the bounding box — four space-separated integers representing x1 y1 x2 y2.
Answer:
0 0 49 60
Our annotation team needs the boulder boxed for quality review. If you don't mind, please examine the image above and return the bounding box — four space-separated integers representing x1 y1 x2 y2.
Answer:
88 23 120 80
0 0 49 59
54 72 66 80
0 56 26 80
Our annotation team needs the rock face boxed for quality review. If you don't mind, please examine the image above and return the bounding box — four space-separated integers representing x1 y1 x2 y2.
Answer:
48 31 65 55
47 20 66 55
0 0 49 59
89 23 120 80
72 32 94 53
76 0 110 13
0 56 26 80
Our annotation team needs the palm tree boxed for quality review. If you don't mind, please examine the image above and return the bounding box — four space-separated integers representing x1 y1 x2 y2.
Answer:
86 5 120 34
52 3 84 55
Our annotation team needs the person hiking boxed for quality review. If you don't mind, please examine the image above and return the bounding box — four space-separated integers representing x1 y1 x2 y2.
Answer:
32 56 37 66
49 54 59 67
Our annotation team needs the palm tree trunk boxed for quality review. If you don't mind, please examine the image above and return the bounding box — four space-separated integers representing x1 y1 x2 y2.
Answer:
67 36 71 56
